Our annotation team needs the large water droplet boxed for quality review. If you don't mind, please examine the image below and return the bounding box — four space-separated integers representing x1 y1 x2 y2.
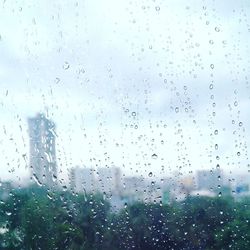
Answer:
215 27 220 32
33 174 43 187
151 153 158 159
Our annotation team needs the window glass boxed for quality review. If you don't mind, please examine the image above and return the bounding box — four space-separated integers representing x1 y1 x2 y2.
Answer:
1 0 250 249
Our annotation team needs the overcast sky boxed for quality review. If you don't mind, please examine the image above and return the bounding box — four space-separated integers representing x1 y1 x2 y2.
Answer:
0 0 250 184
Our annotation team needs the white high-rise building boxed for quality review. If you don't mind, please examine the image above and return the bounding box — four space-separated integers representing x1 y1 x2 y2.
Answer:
96 167 121 195
196 169 223 191
69 166 95 193
28 113 57 188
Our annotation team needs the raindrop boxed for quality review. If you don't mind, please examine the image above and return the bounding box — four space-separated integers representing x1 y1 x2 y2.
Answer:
63 61 70 70
210 64 214 69
148 172 153 177
214 130 218 135
32 174 43 187
55 77 60 84
175 107 179 113
151 153 158 159
155 6 160 11
239 122 243 127
47 193 53 200
215 27 220 32
52 174 57 182
132 112 136 117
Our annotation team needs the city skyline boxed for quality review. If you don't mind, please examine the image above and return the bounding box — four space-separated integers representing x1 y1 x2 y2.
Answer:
0 110 249 185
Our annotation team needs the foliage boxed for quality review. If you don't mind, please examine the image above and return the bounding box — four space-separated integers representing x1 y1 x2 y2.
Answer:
0 185 249 249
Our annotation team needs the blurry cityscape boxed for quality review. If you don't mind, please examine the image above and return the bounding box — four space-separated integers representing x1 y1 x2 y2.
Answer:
1 113 249 210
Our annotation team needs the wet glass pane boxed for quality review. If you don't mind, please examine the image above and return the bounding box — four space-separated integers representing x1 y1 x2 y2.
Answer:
1 0 250 249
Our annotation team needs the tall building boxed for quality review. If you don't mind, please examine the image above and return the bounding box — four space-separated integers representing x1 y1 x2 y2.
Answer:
196 169 223 191
96 167 121 195
28 113 57 188
69 166 95 193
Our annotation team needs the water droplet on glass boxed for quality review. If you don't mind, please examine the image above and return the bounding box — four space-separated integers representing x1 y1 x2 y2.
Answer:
148 172 153 177
32 174 43 187
63 62 70 70
151 153 158 159
52 174 57 182
215 27 220 32
47 193 53 200
55 77 60 84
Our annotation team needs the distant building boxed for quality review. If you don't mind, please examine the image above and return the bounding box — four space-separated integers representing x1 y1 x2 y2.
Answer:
190 190 216 198
122 177 163 204
122 176 146 202
28 113 57 188
69 166 95 193
0 182 12 201
196 169 223 191
96 167 121 195
230 174 250 200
